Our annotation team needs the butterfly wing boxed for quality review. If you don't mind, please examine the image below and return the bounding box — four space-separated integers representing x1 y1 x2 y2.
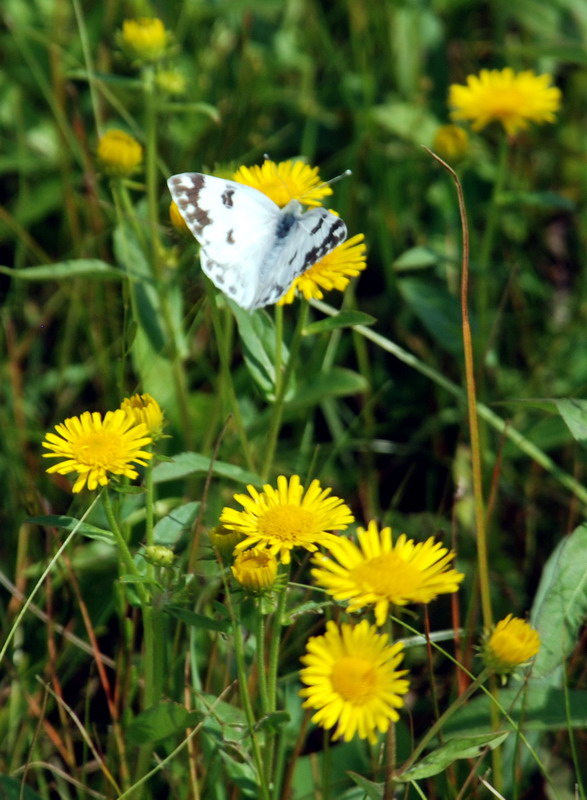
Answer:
168 173 281 309
250 206 347 309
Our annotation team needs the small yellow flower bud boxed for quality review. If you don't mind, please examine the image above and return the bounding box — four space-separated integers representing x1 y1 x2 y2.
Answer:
120 393 164 437
97 130 143 177
231 547 278 593
432 125 469 162
143 545 175 567
169 201 191 237
121 18 168 62
482 614 540 676
156 69 186 96
209 525 247 561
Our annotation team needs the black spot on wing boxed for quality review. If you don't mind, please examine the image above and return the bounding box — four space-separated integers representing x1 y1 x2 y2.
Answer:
222 188 235 208
227 229 235 244
310 217 325 235
276 213 297 239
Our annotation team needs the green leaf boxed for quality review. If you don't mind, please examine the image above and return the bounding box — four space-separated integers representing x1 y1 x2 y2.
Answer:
396 732 509 781
152 452 262 486
217 750 258 795
531 522 587 678
27 515 114 543
304 310 376 335
160 101 221 122
0 776 45 800
346 772 383 799
552 398 587 447
164 605 231 633
125 701 201 745
0 260 123 281
393 246 440 272
498 190 575 211
153 501 200 545
288 367 367 408
228 300 292 400
398 276 467 355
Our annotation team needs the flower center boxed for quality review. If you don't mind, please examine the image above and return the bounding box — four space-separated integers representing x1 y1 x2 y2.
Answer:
258 505 316 542
351 553 420 595
331 657 376 704
485 89 524 119
77 432 123 467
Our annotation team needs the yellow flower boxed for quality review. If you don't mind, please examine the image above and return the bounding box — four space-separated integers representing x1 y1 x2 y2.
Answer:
232 160 332 208
278 233 367 304
299 620 409 744
121 18 168 62
120 393 164 437
432 125 469 161
209 524 247 561
97 129 143 177
220 475 354 565
231 546 278 593
311 521 464 626
42 410 153 493
449 68 561 137
483 614 540 675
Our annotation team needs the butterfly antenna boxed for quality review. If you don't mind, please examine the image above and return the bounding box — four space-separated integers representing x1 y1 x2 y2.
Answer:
298 168 352 204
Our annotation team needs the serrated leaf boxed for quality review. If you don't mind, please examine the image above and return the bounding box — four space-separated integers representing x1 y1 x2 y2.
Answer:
346 772 383 799
126 701 201 745
153 501 200 545
0 260 123 281
393 246 440 271
304 311 376 335
27 514 114 542
396 732 508 781
165 605 231 632
531 522 587 678
152 452 261 486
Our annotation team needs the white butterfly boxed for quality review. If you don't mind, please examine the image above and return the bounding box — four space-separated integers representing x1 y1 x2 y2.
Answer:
167 172 348 311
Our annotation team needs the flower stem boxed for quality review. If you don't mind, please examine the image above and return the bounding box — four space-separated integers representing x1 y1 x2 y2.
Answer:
255 603 270 714
102 490 148 605
399 668 491 775
261 303 309 481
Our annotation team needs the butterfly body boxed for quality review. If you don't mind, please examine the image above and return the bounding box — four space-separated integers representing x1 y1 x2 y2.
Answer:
167 172 347 310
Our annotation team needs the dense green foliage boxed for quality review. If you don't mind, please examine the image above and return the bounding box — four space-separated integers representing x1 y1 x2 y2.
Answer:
2 1 587 798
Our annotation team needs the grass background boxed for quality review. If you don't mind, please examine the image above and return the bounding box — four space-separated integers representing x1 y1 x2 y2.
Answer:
2 0 587 797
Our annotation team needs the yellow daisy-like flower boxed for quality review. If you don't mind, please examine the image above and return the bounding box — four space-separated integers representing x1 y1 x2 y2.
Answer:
432 124 469 162
231 546 279 593
232 160 332 208
97 130 143 177
277 233 367 304
220 475 354 565
299 619 410 744
449 68 561 137
311 521 464 626
120 393 164 437
42 409 153 493
121 18 168 62
483 614 540 676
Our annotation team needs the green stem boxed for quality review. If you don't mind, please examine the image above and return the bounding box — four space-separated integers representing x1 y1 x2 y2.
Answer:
102 491 148 605
264 564 290 785
477 135 509 346
231 605 272 800
261 302 309 481
143 65 161 273
206 285 256 473
255 604 270 714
